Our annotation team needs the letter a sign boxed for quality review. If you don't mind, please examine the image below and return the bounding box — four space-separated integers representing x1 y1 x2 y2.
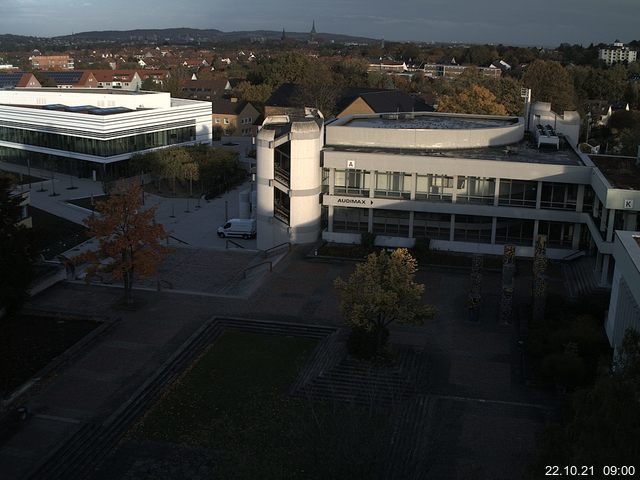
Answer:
346 160 356 169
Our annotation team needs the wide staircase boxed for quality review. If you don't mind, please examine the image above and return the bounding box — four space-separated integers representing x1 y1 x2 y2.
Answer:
561 255 609 299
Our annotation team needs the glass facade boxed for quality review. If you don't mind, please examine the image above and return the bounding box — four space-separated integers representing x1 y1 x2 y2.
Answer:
495 217 535 245
0 146 127 180
333 206 368 233
498 180 538 208
416 174 453 202
334 169 370 196
372 209 410 237
413 212 451 240
374 171 411 199
0 125 196 157
540 182 578 210
454 215 493 243
538 221 574 248
456 176 496 204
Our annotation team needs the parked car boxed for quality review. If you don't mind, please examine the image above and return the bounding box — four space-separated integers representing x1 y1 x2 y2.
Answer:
217 218 256 239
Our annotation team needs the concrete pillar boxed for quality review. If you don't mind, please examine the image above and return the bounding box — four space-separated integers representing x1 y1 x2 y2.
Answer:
606 209 616 242
595 251 603 274
408 211 414 238
600 207 608 232
536 181 542 209
452 175 458 203
624 212 637 231
494 178 501 206
532 220 539 247
600 254 610 287
576 184 585 212
370 171 376 198
328 168 335 195
328 205 334 232
449 214 456 242
491 217 497 244
368 208 373 233
572 223 582 250
410 173 417 201
593 196 599 217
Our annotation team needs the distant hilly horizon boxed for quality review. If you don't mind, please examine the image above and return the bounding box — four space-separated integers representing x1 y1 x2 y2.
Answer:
0 27 380 45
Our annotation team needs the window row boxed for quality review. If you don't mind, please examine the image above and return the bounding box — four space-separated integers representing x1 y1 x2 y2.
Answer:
0 125 196 157
332 207 578 248
329 169 586 212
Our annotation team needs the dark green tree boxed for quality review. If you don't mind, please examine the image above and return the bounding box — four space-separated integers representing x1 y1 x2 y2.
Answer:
0 173 34 316
523 60 576 112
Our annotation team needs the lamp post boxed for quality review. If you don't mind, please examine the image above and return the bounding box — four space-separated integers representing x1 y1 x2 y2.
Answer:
585 112 592 144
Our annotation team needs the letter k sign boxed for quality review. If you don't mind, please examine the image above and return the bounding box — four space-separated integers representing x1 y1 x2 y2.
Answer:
624 199 634 209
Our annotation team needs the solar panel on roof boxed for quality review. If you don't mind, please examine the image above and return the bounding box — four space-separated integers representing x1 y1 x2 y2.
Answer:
41 71 83 85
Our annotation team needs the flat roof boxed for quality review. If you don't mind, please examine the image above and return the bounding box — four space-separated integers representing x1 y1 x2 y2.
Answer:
15 88 153 95
324 137 584 166
589 155 640 190
343 115 517 130
1 103 135 115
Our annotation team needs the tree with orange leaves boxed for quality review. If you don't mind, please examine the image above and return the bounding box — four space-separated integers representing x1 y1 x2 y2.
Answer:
79 181 170 305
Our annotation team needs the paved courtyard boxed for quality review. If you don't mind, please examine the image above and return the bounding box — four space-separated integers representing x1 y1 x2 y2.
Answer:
0 243 555 479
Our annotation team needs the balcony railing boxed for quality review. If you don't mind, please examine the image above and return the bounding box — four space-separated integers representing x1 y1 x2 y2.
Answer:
274 166 290 187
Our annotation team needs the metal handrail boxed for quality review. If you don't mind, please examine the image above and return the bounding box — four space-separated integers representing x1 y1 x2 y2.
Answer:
561 250 585 262
264 241 291 258
243 261 272 278
226 239 246 249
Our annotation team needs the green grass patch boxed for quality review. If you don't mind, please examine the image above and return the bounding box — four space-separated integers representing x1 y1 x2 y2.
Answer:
0 315 99 396
66 195 108 211
132 330 391 479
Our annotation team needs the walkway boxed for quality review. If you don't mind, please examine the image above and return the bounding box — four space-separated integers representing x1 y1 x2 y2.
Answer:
1 161 255 250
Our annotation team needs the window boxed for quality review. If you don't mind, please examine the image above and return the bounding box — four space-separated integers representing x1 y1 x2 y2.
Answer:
495 217 535 245
456 176 496 204
372 209 410 237
538 221 574 248
498 180 537 208
374 171 410 199
416 174 453 202
333 207 368 233
334 169 370 196
540 183 578 210
413 212 450 240
454 215 492 243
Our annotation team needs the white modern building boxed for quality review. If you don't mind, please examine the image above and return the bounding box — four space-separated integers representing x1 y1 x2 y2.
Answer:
0 89 212 179
606 231 640 354
255 103 640 289
598 40 637 65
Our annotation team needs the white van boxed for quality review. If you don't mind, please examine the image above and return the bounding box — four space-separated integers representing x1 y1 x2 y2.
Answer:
217 218 256 239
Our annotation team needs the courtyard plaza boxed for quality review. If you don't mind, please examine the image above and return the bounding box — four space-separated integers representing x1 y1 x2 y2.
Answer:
0 235 557 479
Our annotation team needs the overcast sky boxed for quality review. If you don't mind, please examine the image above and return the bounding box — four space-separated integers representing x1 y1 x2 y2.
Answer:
1 0 637 46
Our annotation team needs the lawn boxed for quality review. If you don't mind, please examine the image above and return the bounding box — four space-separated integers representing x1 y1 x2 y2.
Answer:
29 206 88 259
132 331 390 479
0 314 99 396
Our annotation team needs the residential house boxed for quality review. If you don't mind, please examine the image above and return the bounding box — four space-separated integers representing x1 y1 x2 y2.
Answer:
336 88 434 118
31 55 74 70
212 98 260 136
0 72 41 89
181 78 231 101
